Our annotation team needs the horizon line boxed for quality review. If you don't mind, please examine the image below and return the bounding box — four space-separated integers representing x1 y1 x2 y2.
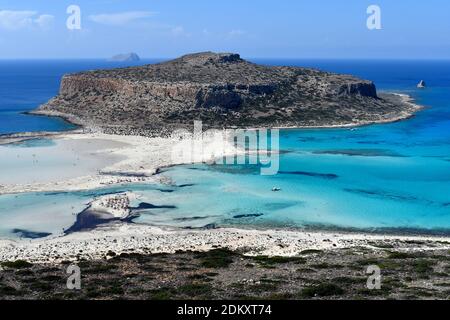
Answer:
1 57 450 61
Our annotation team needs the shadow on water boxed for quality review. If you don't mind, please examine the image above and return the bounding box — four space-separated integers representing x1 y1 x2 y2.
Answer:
312 149 406 157
64 207 123 234
278 171 339 180
131 202 177 210
12 229 52 239
64 201 178 234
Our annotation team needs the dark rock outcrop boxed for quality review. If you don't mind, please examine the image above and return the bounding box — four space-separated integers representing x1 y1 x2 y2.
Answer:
36 52 418 136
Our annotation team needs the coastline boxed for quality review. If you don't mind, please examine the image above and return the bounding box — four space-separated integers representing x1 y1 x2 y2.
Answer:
0 127 239 195
29 92 423 135
0 92 422 195
1 92 446 263
269 93 424 130
1 223 449 264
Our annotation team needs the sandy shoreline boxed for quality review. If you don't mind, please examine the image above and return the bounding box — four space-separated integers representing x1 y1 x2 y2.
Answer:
0 128 239 195
269 93 424 130
1 223 449 264
0 92 423 196
1 92 446 263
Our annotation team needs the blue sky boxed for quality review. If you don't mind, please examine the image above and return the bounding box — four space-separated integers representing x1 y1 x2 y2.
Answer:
0 0 449 59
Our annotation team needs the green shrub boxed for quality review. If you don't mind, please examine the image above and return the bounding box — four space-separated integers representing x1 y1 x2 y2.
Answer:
413 260 436 274
179 283 212 296
252 256 306 266
299 249 322 255
197 249 236 268
300 283 345 298
387 252 413 259
1 260 33 269
149 288 174 300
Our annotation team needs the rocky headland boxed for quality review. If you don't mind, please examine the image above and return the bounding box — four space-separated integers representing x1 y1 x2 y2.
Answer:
34 52 420 136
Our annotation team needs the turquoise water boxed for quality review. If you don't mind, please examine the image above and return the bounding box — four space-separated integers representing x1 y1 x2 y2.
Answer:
5 138 56 148
152 60 450 233
1 60 450 238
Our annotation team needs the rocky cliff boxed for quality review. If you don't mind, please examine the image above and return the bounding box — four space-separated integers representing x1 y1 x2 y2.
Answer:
36 52 417 136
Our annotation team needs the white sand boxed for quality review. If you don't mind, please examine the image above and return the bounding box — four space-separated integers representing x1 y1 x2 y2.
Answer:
0 129 238 195
0 224 449 263
1 96 447 263
0 137 126 187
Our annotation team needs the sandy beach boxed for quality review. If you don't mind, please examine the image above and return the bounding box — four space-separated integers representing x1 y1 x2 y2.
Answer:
1 223 449 264
0 128 238 195
1 93 448 264
1 93 423 194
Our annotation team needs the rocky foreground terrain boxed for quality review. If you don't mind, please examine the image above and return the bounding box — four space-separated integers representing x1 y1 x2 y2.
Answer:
1 246 450 300
35 52 418 136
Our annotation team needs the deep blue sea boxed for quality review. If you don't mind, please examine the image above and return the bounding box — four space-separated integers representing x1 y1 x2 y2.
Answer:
0 59 160 134
1 59 450 238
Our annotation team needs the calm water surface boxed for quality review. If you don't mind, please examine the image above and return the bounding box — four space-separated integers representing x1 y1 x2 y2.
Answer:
1 60 450 238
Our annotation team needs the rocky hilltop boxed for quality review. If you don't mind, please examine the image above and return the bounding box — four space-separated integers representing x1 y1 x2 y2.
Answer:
36 52 419 136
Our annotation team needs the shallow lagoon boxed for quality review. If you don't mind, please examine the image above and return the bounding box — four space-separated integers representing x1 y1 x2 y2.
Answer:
1 60 450 239
2 116 450 239
0 137 125 185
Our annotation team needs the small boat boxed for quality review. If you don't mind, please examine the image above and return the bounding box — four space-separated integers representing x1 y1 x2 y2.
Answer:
417 80 426 88
272 187 281 192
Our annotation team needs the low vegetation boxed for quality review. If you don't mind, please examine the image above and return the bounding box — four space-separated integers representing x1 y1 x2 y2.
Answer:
1 248 449 300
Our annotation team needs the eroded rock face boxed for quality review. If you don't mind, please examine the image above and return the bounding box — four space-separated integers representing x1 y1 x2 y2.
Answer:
37 52 412 136
333 82 377 97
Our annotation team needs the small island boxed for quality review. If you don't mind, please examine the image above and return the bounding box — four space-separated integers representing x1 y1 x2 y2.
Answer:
35 52 420 136
107 52 140 62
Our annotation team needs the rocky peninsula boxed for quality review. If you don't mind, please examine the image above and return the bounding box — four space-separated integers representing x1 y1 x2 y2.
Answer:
34 52 420 136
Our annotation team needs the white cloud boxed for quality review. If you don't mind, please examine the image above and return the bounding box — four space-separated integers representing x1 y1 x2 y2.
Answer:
89 11 157 26
171 26 190 37
0 10 54 30
228 29 246 37
34 14 54 29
